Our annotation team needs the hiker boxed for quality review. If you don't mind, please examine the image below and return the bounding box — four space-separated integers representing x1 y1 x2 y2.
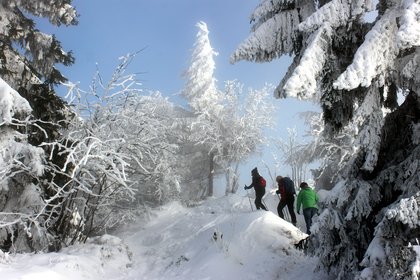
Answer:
244 167 268 211
296 182 319 234
275 176 297 226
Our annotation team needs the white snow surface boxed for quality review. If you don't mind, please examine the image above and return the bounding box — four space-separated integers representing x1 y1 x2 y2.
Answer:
0 77 32 123
0 192 330 280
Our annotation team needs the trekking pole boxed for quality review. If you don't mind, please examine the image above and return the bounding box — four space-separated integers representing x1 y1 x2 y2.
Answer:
262 197 268 211
245 187 254 211
284 207 291 222
277 193 290 222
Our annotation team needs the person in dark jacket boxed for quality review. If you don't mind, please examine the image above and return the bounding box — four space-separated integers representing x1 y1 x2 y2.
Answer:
275 175 297 226
296 182 319 234
244 167 268 211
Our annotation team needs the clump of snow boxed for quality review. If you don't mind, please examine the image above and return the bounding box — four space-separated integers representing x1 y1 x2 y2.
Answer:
298 0 372 32
333 10 399 90
230 10 300 63
397 1 420 48
412 244 420 279
360 229 386 277
0 77 32 124
386 195 420 228
0 249 10 264
280 24 332 99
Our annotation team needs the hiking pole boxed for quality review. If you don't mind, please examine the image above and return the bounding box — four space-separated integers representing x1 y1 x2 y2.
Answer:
284 207 291 222
262 197 268 211
245 187 254 211
277 193 290 222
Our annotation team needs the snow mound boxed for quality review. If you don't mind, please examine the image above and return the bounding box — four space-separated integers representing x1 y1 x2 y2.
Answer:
0 235 132 280
119 194 321 280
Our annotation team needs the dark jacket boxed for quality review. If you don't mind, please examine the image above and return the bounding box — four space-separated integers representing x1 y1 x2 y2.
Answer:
276 177 295 199
246 168 265 194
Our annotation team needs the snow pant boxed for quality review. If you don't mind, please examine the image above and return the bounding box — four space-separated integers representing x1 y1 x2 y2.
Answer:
255 189 267 211
277 197 297 225
303 207 318 234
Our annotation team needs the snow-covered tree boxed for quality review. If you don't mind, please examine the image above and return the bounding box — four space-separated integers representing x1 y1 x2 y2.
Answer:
0 1 77 88
173 108 212 202
183 21 222 114
233 0 420 279
182 21 225 197
275 127 308 186
0 0 77 252
221 81 274 194
0 0 77 144
0 77 49 252
60 53 181 241
184 22 275 197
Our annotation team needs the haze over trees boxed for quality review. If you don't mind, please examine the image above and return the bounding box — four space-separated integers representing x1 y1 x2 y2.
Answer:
232 0 420 279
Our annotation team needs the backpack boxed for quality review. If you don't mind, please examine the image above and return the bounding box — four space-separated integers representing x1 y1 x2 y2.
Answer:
260 177 266 188
283 177 295 195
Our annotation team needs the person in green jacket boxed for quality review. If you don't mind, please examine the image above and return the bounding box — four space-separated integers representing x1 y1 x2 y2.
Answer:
296 182 319 234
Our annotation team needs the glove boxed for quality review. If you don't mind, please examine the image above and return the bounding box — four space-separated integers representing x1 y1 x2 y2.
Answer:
244 185 247 190
297 211 300 215
275 190 280 194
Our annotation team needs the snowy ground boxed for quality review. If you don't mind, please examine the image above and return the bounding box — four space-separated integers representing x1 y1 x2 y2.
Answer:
0 190 330 279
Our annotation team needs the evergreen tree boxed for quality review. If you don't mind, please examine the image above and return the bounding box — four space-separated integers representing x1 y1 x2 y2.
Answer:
184 22 275 197
0 1 78 252
182 21 224 197
233 0 420 279
0 1 77 131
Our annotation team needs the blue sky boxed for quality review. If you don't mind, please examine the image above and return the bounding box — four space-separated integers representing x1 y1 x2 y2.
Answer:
39 0 290 99
38 0 320 190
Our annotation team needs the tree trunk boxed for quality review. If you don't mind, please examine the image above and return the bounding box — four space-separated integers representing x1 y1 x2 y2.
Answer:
231 163 240 193
208 152 214 197
224 162 240 195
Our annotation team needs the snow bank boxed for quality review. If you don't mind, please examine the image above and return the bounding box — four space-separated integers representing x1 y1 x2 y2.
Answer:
0 235 132 280
0 193 328 280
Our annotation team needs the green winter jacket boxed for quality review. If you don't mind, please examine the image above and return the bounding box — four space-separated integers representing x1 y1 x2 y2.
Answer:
296 187 319 212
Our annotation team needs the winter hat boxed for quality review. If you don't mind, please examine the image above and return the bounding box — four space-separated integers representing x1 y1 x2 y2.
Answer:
300 182 309 189
251 167 258 176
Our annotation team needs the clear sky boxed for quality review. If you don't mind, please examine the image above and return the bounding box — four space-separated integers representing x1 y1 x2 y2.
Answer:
38 0 290 98
37 0 320 190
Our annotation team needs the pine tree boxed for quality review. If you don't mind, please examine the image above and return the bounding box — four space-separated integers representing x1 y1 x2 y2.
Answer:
184 22 275 197
233 0 420 278
0 1 77 143
0 1 78 252
182 21 224 197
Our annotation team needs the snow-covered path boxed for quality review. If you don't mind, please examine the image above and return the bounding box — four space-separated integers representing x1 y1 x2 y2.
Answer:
0 193 330 280
117 193 326 280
